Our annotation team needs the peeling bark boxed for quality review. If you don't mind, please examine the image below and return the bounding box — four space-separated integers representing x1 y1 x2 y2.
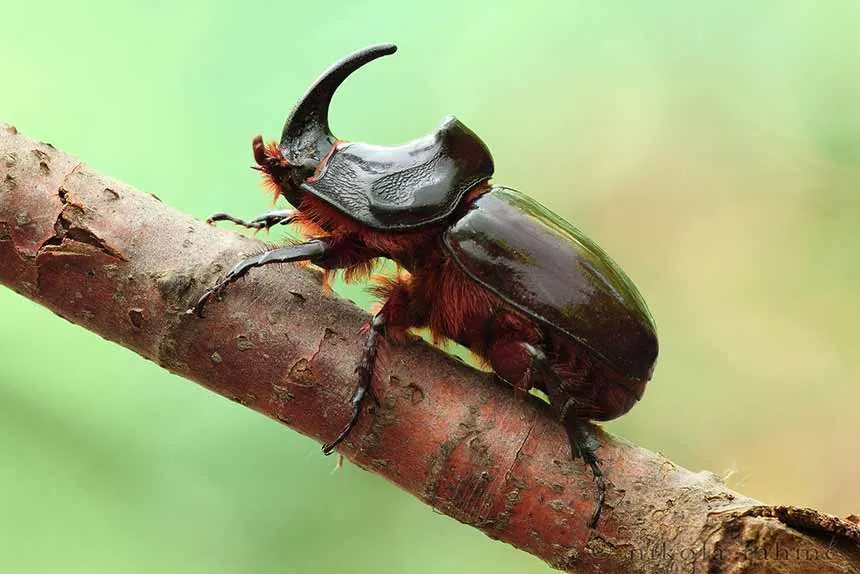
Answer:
1 123 858 573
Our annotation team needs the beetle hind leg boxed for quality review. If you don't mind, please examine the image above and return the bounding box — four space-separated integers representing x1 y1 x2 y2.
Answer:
520 343 607 528
562 418 605 529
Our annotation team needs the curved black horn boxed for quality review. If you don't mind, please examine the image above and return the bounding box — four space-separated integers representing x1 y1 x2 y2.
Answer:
280 44 397 166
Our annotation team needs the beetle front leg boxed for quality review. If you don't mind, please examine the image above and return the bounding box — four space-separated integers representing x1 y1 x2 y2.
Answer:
190 239 329 317
207 209 296 231
520 343 606 529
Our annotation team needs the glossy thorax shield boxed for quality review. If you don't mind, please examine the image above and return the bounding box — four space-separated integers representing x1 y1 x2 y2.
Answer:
301 116 494 230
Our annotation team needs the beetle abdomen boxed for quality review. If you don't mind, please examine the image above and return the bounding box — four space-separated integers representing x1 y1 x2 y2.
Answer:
442 186 658 381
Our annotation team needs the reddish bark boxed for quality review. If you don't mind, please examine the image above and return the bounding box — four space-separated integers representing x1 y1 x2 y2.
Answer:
1 123 858 573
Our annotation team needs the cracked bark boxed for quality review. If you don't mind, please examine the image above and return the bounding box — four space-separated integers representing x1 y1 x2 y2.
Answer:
1 123 858 574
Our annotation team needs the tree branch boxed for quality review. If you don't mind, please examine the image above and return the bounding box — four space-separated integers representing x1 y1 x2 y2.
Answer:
1 123 858 573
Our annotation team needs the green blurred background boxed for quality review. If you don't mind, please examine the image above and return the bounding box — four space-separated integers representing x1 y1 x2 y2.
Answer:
1 1 858 572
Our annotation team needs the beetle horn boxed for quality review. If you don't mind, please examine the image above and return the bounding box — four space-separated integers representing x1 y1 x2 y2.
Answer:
279 44 397 167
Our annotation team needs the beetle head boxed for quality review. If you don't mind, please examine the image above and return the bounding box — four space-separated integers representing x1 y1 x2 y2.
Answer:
278 44 397 173
249 134 300 207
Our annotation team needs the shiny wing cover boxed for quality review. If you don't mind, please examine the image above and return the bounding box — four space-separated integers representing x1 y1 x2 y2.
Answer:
442 187 658 380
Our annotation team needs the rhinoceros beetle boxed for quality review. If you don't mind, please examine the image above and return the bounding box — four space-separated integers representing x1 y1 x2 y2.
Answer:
192 44 658 528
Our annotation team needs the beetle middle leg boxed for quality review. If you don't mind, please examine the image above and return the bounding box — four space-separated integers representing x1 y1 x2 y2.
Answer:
321 312 384 455
322 276 423 454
